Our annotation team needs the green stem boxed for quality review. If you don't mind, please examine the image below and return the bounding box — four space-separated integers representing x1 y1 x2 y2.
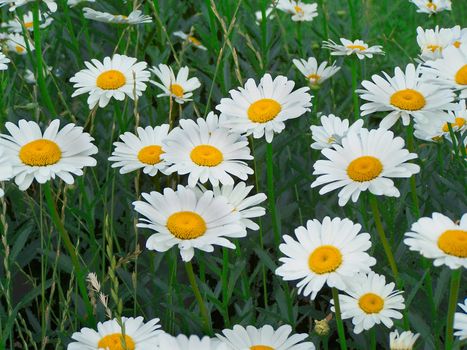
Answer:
445 269 462 350
260 0 268 72
370 328 376 350
266 142 280 246
43 182 95 325
351 58 360 122
185 261 212 335
347 0 358 39
332 288 348 350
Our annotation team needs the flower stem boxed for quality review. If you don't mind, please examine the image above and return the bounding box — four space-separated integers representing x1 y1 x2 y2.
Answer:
331 287 348 350
445 268 462 350
266 142 280 246
185 261 212 335
351 58 360 122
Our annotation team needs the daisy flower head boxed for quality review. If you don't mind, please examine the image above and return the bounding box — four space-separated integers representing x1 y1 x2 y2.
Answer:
358 63 456 129
0 0 57 12
323 38 384 59
68 0 95 7
311 128 420 206
332 272 405 334
275 217 376 300
0 119 97 191
162 113 253 187
0 53 10 70
276 0 318 22
157 334 229 350
173 31 207 50
404 212 467 269
410 0 451 15
450 25 467 49
1 10 53 33
310 114 364 150
416 26 455 61
70 54 150 109
83 7 152 25
67 316 162 350
109 124 170 176
217 324 316 350
293 57 340 87
133 185 246 262
454 298 467 340
0 147 13 198
389 330 420 350
150 64 201 104
216 73 312 143
6 33 34 55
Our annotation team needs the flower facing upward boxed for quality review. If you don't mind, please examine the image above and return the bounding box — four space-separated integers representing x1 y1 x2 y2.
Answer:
1 11 53 33
70 54 150 109
0 119 97 191
83 8 152 25
410 0 451 15
311 128 420 206
310 114 363 150
216 73 312 143
276 0 318 22
173 31 207 50
416 26 456 61
150 64 201 104
404 212 467 269
454 299 467 340
0 53 10 70
157 334 229 350
0 0 57 12
275 217 376 300
293 57 340 87
323 38 384 59
389 330 420 350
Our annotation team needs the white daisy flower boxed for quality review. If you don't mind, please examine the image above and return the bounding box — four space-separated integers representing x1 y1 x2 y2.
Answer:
404 212 467 269
0 119 97 191
293 57 340 87
275 217 376 300
422 43 467 99
332 272 405 335
323 38 384 60
389 330 420 350
83 7 152 25
0 53 10 70
216 73 312 143
358 63 456 129
150 64 201 104
5 33 34 55
1 10 53 33
276 0 318 22
68 0 95 7
0 0 57 12
67 316 162 350
216 324 316 350
109 124 171 176
410 0 451 15
133 185 246 262
416 26 455 61
255 7 275 23
70 54 150 109
162 112 254 187
310 114 364 150
454 299 467 340
157 334 228 350
173 31 207 50
450 25 467 49
0 147 13 198
311 128 420 206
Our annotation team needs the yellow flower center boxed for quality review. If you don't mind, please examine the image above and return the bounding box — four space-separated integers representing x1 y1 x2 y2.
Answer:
251 346 274 350
188 36 202 46
294 5 304 13
359 293 384 314
24 21 33 28
97 334 135 350
166 211 207 239
455 64 467 85
308 245 343 274
454 41 461 48
137 145 163 165
426 2 437 10
437 230 467 258
346 44 366 51
114 15 128 19
96 69 126 90
15 45 25 54
190 145 223 166
170 83 184 97
390 89 426 111
307 73 321 82
247 98 282 123
19 139 62 166
347 156 383 182
427 44 441 53
442 118 466 132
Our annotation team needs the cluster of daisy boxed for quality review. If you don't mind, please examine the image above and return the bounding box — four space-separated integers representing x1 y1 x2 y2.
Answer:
255 0 319 23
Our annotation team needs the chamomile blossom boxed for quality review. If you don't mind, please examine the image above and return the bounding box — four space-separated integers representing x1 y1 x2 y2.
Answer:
150 64 201 104
0 53 10 70
83 7 152 25
389 330 420 350
454 299 467 340
332 272 405 334
311 128 420 206
109 125 170 176
68 0 95 7
68 317 162 350
157 334 228 350
323 38 384 59
310 114 363 150
216 73 312 143
6 33 34 55
133 185 246 262
173 31 207 50
70 54 150 109
1 11 52 33
162 113 254 187
0 0 57 12
450 25 467 49
293 57 340 87
358 63 456 128
0 119 97 191
404 212 467 269
0 147 13 198
277 0 318 22
416 26 455 61
276 217 376 300
410 0 451 15
217 324 316 350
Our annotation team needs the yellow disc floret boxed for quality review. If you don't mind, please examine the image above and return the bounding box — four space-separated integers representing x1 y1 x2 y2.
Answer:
358 293 384 314
347 156 383 182
308 245 343 274
97 334 135 350
19 139 62 166
170 83 184 98
390 89 426 111
190 145 223 167
437 230 467 258
455 65 467 85
96 70 126 90
166 211 207 240
137 145 163 165
247 99 282 123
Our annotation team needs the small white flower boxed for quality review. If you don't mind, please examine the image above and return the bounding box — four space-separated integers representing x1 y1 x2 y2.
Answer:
5 33 35 55
450 25 467 49
410 0 451 15
389 330 420 350
276 0 318 22
454 298 467 340
0 53 10 70
416 26 455 61
173 31 207 50
1 10 53 33
158 334 228 350
310 114 363 150
150 64 201 104
255 7 275 23
83 7 152 25
293 57 340 86
323 38 384 59
0 0 57 12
